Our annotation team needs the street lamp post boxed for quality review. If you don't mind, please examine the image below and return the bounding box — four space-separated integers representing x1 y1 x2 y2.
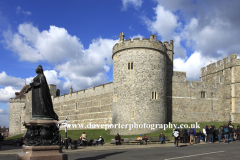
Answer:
65 116 68 149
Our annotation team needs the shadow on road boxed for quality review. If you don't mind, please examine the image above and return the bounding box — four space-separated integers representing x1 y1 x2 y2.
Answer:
1 145 22 151
74 151 126 160
179 145 188 147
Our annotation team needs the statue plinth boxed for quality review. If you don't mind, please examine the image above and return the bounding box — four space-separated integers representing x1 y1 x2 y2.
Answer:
18 120 68 160
17 145 68 160
23 119 61 146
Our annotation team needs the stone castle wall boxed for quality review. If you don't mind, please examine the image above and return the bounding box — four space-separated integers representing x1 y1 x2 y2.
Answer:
201 54 240 123
52 82 113 128
9 99 25 136
9 91 32 136
171 71 228 122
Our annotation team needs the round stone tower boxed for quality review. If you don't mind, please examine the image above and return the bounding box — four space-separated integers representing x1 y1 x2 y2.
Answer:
110 32 174 135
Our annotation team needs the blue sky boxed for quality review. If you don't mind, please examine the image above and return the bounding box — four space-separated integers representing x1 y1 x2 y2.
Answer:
1 0 240 127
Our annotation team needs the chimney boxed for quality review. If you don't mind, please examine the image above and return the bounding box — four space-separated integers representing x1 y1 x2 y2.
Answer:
210 61 212 64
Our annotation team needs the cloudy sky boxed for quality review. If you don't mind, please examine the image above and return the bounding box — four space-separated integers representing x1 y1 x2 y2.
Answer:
1 0 240 127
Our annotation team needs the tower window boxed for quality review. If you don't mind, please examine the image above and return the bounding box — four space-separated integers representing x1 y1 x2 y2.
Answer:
201 91 205 98
151 91 157 99
76 102 78 110
219 76 222 83
128 62 133 70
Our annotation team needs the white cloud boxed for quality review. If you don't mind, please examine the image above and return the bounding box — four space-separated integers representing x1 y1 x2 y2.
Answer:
16 6 32 16
0 70 64 103
142 1 240 80
174 51 218 81
143 5 179 41
0 107 10 115
0 71 25 88
55 38 117 91
0 86 19 103
172 36 186 59
3 23 118 94
3 23 84 63
129 34 144 40
122 0 143 10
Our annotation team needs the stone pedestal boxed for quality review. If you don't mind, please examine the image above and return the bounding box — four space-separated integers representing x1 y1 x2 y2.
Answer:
24 119 61 146
17 145 68 160
17 119 68 159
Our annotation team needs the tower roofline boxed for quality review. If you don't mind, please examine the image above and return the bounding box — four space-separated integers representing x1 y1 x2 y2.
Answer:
112 33 173 59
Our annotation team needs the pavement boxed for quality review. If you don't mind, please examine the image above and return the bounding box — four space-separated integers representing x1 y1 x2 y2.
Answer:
0 140 219 155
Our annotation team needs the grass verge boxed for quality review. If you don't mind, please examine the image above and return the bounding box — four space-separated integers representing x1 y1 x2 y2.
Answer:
6 122 239 143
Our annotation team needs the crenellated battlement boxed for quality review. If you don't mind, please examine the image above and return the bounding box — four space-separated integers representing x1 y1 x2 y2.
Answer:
10 98 26 103
52 82 113 103
201 54 240 77
112 33 173 58
189 81 216 88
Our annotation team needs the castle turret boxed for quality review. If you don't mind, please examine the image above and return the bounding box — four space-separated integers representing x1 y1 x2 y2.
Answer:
119 32 125 43
111 33 173 135
70 86 73 94
49 84 56 97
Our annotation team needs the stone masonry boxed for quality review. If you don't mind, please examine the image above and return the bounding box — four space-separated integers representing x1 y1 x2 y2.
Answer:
9 33 240 136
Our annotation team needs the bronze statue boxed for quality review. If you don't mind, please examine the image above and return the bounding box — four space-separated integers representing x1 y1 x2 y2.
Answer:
21 65 60 146
24 65 58 120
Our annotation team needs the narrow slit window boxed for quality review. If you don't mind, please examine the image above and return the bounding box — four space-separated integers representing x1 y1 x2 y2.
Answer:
76 102 78 110
132 110 134 119
201 91 205 98
128 62 133 70
151 91 157 99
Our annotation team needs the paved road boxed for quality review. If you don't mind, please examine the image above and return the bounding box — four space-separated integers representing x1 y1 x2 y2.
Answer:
0 142 239 160
66 142 239 160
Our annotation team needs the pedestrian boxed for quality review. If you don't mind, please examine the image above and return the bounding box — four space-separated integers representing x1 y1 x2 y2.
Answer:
115 133 121 145
223 124 229 144
188 127 196 145
172 126 180 148
209 126 214 143
218 126 223 143
143 134 148 145
0 133 3 150
81 132 87 146
159 132 165 144
203 126 207 143
180 129 183 143
182 127 188 143
228 121 234 143
206 125 209 143
237 125 240 141
95 136 104 146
